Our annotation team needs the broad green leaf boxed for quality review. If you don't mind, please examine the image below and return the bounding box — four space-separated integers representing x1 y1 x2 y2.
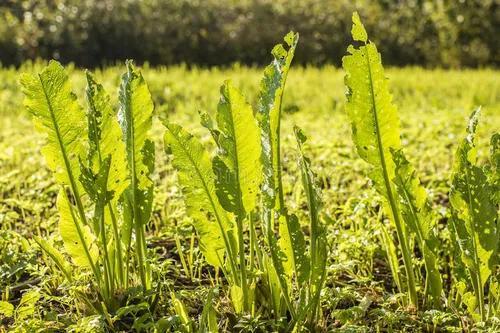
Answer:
343 13 417 306
257 31 298 216
463 292 479 321
0 301 14 318
34 236 73 281
450 109 498 299
57 189 99 269
207 81 262 219
205 81 262 311
164 123 235 268
20 60 87 195
391 149 442 302
343 16 401 196
85 72 129 202
16 290 41 321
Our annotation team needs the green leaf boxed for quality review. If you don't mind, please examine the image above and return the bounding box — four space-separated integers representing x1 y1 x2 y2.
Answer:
278 213 308 284
294 126 327 320
230 285 244 314
257 31 298 216
16 290 41 321
33 236 73 281
199 289 218 333
164 123 235 268
118 60 154 193
255 32 299 317
85 71 129 202
118 61 155 227
391 148 442 302
343 13 417 306
208 81 262 219
118 60 155 288
351 12 368 42
450 109 498 317
262 254 283 317
343 21 401 196
57 189 99 269
0 301 14 318
170 292 192 331
20 60 87 197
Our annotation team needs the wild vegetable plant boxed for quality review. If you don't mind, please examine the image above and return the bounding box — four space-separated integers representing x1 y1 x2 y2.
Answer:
449 109 498 322
20 60 155 314
343 13 442 308
164 32 327 330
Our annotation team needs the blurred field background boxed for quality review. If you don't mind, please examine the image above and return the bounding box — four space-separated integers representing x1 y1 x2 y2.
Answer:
1 0 498 68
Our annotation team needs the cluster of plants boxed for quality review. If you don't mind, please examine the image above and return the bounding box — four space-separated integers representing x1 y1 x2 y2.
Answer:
1 0 497 68
0 12 498 332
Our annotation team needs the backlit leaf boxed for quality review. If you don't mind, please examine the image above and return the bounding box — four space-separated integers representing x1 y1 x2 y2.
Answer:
118 61 155 287
257 31 298 216
450 108 498 302
343 13 417 306
58 189 98 269
16 290 41 321
20 60 87 195
208 81 262 219
164 122 235 267
85 72 129 202
0 302 14 318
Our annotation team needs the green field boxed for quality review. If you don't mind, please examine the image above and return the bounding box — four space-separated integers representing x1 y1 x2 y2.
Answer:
1 41 500 332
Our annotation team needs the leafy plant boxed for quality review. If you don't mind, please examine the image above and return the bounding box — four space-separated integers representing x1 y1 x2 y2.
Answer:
20 60 155 315
165 32 327 330
342 12 442 308
0 290 40 323
449 108 498 322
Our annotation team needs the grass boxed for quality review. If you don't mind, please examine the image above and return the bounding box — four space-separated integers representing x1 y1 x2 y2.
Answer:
0 60 499 331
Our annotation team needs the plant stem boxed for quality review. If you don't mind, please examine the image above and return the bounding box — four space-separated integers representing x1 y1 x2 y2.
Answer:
236 217 249 312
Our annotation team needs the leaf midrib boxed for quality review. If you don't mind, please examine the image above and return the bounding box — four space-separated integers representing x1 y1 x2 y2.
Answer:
38 73 98 276
363 44 417 305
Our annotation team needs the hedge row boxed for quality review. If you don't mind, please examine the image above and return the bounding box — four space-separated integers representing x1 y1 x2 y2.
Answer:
1 0 498 68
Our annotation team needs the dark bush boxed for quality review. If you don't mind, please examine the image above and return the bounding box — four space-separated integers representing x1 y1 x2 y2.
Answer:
0 0 498 68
